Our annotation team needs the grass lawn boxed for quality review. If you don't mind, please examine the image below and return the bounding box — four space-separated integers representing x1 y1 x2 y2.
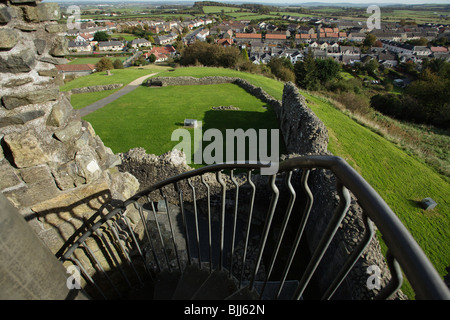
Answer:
156 67 285 100
83 83 281 166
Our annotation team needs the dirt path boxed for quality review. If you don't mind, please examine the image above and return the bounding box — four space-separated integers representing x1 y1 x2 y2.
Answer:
79 73 158 117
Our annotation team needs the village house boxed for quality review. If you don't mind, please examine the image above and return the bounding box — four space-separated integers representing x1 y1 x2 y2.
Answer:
56 64 96 77
68 41 92 53
264 33 288 46
130 38 152 49
155 32 178 45
98 40 124 51
235 33 262 44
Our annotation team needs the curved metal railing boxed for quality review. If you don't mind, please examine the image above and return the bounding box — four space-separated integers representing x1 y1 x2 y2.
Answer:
57 156 450 300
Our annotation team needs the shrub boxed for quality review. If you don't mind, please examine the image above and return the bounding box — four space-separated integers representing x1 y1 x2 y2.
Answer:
113 59 124 69
95 58 114 72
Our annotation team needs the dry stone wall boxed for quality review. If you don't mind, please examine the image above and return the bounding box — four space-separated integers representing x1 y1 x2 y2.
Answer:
0 0 139 255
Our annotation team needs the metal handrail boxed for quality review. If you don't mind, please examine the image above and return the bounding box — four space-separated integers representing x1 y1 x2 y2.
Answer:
58 156 450 300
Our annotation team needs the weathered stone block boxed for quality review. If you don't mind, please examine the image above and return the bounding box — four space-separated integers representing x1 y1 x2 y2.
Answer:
2 88 59 110
50 160 86 191
38 68 58 77
0 49 36 73
3 77 33 88
34 39 46 55
3 130 50 168
31 177 111 229
0 29 19 50
54 121 82 143
75 147 102 184
49 36 68 57
45 24 67 33
0 161 22 191
37 3 60 21
0 7 17 24
22 3 60 22
3 166 60 208
46 96 73 127
0 110 45 128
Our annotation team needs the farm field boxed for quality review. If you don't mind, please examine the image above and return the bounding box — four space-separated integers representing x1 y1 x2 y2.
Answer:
68 67 448 299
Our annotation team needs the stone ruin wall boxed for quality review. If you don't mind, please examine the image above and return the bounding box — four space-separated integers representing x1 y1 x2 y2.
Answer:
0 0 140 256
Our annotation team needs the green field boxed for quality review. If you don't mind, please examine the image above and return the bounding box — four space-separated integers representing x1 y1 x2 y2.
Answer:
60 67 165 91
83 83 281 165
202 6 247 14
69 67 448 298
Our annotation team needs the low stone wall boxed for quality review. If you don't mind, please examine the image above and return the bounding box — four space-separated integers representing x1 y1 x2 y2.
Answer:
278 82 328 155
71 84 123 94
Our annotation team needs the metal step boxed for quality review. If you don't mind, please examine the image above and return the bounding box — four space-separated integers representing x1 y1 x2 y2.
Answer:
153 270 181 300
172 264 211 300
191 269 239 300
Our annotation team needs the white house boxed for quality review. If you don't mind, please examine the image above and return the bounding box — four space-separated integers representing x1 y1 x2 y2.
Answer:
68 41 92 52
130 38 152 48
98 40 124 51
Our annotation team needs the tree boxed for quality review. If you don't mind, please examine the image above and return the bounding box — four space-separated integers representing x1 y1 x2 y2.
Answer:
93 31 109 42
268 57 295 82
148 54 157 63
113 59 124 69
241 48 249 61
294 50 319 90
95 57 114 72
363 33 377 48
315 58 340 84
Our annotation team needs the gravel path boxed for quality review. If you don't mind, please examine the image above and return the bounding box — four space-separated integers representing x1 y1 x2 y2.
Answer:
79 73 158 117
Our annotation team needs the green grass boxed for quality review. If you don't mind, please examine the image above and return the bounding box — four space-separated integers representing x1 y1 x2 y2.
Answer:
156 67 285 100
202 6 246 14
60 67 164 92
83 83 281 167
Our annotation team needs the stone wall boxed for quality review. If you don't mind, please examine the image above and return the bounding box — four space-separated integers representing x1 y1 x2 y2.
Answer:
70 83 123 94
0 1 139 255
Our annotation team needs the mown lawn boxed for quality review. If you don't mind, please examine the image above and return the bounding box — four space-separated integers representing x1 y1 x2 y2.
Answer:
83 83 281 167
60 67 168 92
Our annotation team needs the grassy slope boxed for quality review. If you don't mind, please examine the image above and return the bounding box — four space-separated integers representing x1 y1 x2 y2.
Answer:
74 67 448 296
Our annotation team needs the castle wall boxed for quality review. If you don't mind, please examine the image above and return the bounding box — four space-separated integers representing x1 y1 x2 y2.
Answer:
0 1 139 255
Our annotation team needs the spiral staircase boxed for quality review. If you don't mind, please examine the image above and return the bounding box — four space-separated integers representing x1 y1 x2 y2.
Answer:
49 156 450 300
